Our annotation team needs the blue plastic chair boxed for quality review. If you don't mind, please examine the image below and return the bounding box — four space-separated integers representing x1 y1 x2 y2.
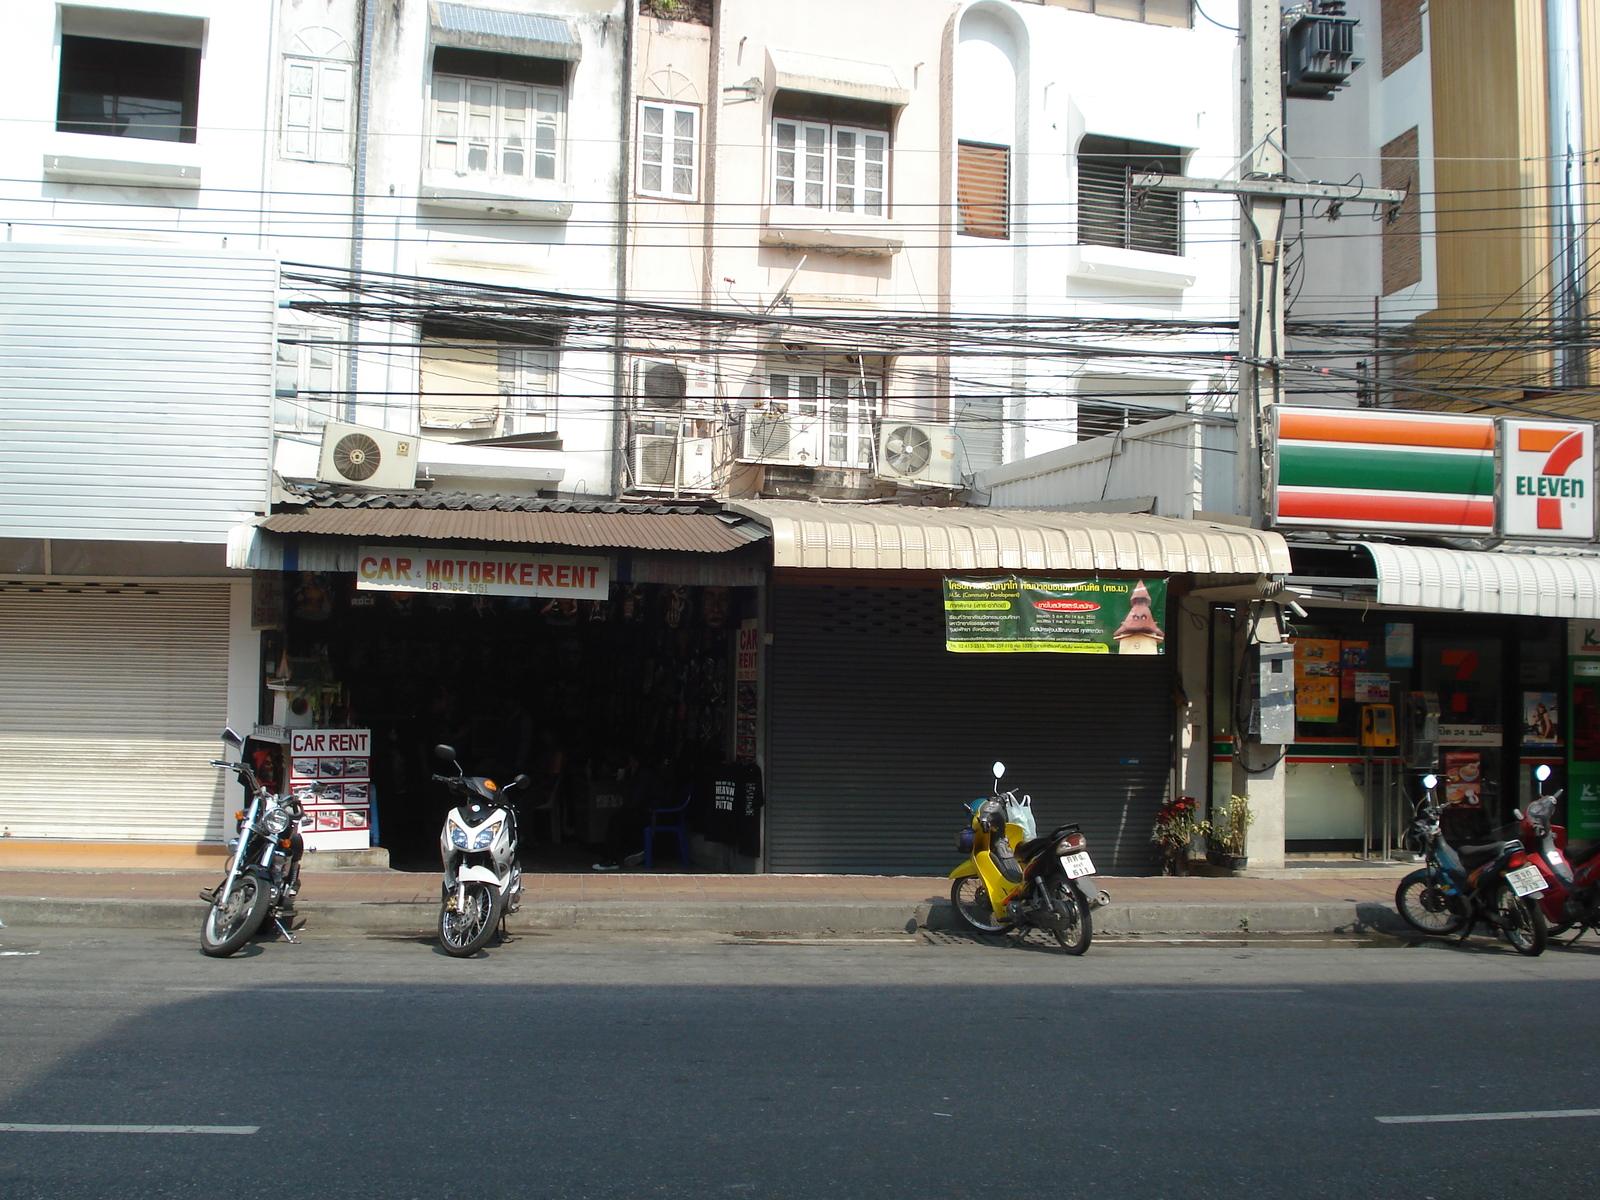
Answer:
644 786 693 869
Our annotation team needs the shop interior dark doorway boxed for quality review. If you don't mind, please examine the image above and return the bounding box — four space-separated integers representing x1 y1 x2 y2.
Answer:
271 578 754 870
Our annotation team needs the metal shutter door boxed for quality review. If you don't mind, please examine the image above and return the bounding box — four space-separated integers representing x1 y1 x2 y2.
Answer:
766 585 1172 875
0 584 231 841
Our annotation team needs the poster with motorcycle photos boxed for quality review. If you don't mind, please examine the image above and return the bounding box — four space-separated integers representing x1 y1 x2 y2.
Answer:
288 729 373 851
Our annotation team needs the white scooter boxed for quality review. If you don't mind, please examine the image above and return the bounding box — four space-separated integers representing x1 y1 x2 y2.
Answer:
432 744 528 957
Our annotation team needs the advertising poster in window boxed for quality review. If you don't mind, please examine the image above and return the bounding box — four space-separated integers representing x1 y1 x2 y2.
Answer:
289 729 372 851
1444 751 1483 807
942 576 1167 654
1292 639 1341 723
1522 692 1560 748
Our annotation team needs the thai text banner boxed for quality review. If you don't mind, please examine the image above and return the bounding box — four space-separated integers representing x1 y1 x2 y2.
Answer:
356 546 609 598
943 576 1168 655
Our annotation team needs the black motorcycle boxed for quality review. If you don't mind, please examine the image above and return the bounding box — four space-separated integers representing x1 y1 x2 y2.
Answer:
1394 772 1548 956
199 728 307 957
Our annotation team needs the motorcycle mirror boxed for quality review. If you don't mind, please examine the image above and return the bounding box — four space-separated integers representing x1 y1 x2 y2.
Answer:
433 744 457 763
220 728 244 748
1535 764 1552 783
311 781 327 795
1513 808 1523 821
1421 774 1439 790
992 762 1005 780
512 773 531 788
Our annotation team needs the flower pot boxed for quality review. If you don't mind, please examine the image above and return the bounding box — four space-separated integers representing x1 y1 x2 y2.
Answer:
1206 848 1248 870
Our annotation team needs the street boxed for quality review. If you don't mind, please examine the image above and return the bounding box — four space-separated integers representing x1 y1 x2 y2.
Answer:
3 927 1599 1199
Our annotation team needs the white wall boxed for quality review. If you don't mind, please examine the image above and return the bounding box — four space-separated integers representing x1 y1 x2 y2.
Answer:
0 243 277 543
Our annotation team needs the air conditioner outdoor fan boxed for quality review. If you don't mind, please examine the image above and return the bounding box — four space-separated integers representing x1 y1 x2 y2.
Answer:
330 431 382 481
882 424 932 475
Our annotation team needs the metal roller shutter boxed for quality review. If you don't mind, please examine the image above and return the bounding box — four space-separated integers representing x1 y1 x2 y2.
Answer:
0 583 231 842
767 585 1172 875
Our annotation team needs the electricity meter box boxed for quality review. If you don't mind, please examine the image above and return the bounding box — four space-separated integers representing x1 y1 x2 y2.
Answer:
1257 643 1296 745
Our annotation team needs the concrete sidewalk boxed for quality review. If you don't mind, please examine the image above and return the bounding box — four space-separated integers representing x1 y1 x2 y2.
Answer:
0 864 1414 936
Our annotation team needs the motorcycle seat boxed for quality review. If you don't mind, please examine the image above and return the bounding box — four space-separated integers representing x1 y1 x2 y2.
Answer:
1015 834 1055 861
1565 840 1600 868
990 837 1025 884
1453 840 1516 867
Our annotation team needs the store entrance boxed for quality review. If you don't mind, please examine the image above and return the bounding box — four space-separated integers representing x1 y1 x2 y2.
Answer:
277 578 752 870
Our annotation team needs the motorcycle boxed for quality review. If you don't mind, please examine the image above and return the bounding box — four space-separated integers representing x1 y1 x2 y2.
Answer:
1519 764 1600 941
948 762 1110 955
199 728 306 958
1394 771 1549 956
433 744 529 957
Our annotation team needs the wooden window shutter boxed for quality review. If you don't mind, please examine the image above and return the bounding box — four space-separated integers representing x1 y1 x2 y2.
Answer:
957 141 1009 239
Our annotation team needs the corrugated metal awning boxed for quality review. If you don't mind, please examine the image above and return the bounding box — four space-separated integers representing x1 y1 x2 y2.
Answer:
728 500 1290 575
1365 542 1600 617
430 2 581 60
257 509 765 554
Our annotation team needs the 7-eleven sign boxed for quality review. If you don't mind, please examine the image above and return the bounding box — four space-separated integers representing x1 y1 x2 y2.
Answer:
1502 419 1594 539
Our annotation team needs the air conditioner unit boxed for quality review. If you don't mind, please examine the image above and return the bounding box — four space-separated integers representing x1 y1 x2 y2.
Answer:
876 422 961 488
633 357 716 410
738 407 821 466
631 433 717 493
316 422 419 490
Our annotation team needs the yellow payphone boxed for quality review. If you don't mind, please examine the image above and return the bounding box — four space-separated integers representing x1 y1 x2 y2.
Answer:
1361 703 1397 747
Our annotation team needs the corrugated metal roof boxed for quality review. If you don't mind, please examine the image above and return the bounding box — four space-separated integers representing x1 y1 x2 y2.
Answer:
281 485 719 516
434 4 576 46
259 509 764 554
1365 542 1600 617
727 500 1291 575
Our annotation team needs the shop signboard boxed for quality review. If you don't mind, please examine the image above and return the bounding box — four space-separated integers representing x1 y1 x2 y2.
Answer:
1501 420 1594 540
356 546 609 599
289 728 372 851
942 576 1167 654
1568 620 1600 836
1269 406 1599 539
735 619 759 761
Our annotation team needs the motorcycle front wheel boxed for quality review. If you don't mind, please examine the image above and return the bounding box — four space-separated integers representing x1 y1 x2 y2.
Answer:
1046 880 1093 956
439 883 501 957
201 874 271 957
950 876 1013 934
1495 884 1548 957
1395 869 1468 936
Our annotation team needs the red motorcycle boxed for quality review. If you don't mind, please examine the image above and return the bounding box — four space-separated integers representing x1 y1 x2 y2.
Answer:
1519 764 1600 941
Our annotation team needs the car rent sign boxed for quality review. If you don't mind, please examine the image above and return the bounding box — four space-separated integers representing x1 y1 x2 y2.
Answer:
356 546 610 599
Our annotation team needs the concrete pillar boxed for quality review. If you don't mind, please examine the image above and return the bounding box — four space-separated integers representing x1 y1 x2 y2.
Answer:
1175 593 1212 806
1227 603 1287 869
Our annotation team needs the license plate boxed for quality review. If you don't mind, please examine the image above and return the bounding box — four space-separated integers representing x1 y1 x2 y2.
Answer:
1061 852 1095 879
1506 864 1547 897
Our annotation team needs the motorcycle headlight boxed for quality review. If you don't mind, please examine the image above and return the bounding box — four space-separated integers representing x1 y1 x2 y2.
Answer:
470 821 502 851
262 807 290 836
449 825 470 850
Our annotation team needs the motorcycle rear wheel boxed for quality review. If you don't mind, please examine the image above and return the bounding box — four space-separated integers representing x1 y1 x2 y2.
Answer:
1395 869 1468 936
201 874 271 958
439 883 501 957
950 876 1013 934
1046 880 1093 956
1495 884 1547 957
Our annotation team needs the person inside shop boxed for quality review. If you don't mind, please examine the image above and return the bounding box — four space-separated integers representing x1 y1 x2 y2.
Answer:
592 748 668 872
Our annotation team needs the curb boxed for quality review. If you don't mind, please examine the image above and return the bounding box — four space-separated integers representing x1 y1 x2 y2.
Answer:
0 895 1398 936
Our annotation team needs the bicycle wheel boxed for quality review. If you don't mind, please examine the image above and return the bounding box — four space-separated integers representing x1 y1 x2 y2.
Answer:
950 876 1012 934
1395 869 1467 936
1495 884 1547 957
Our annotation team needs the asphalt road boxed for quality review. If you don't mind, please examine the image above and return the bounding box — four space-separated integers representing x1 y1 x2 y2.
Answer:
3 924 1599 1199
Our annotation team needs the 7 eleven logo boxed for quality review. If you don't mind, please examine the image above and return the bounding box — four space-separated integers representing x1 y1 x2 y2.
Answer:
1510 419 1587 537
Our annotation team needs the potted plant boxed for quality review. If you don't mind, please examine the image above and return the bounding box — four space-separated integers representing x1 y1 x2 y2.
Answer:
1151 795 1208 876
1206 794 1254 870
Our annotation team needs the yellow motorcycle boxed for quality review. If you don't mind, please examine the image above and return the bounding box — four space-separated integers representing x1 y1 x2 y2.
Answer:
948 762 1109 954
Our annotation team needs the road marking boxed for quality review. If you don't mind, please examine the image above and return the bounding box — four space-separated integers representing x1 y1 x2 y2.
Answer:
1377 1109 1600 1125
164 987 381 994
1110 987 1304 995
0 1124 258 1135
0 952 40 957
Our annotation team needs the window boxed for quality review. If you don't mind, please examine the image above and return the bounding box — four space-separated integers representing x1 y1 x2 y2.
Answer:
637 100 699 200
956 141 1009 239
1044 0 1191 27
769 370 881 469
57 34 200 143
1077 135 1184 256
275 329 341 430
282 57 352 163
769 93 892 215
429 50 566 184
419 322 556 437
